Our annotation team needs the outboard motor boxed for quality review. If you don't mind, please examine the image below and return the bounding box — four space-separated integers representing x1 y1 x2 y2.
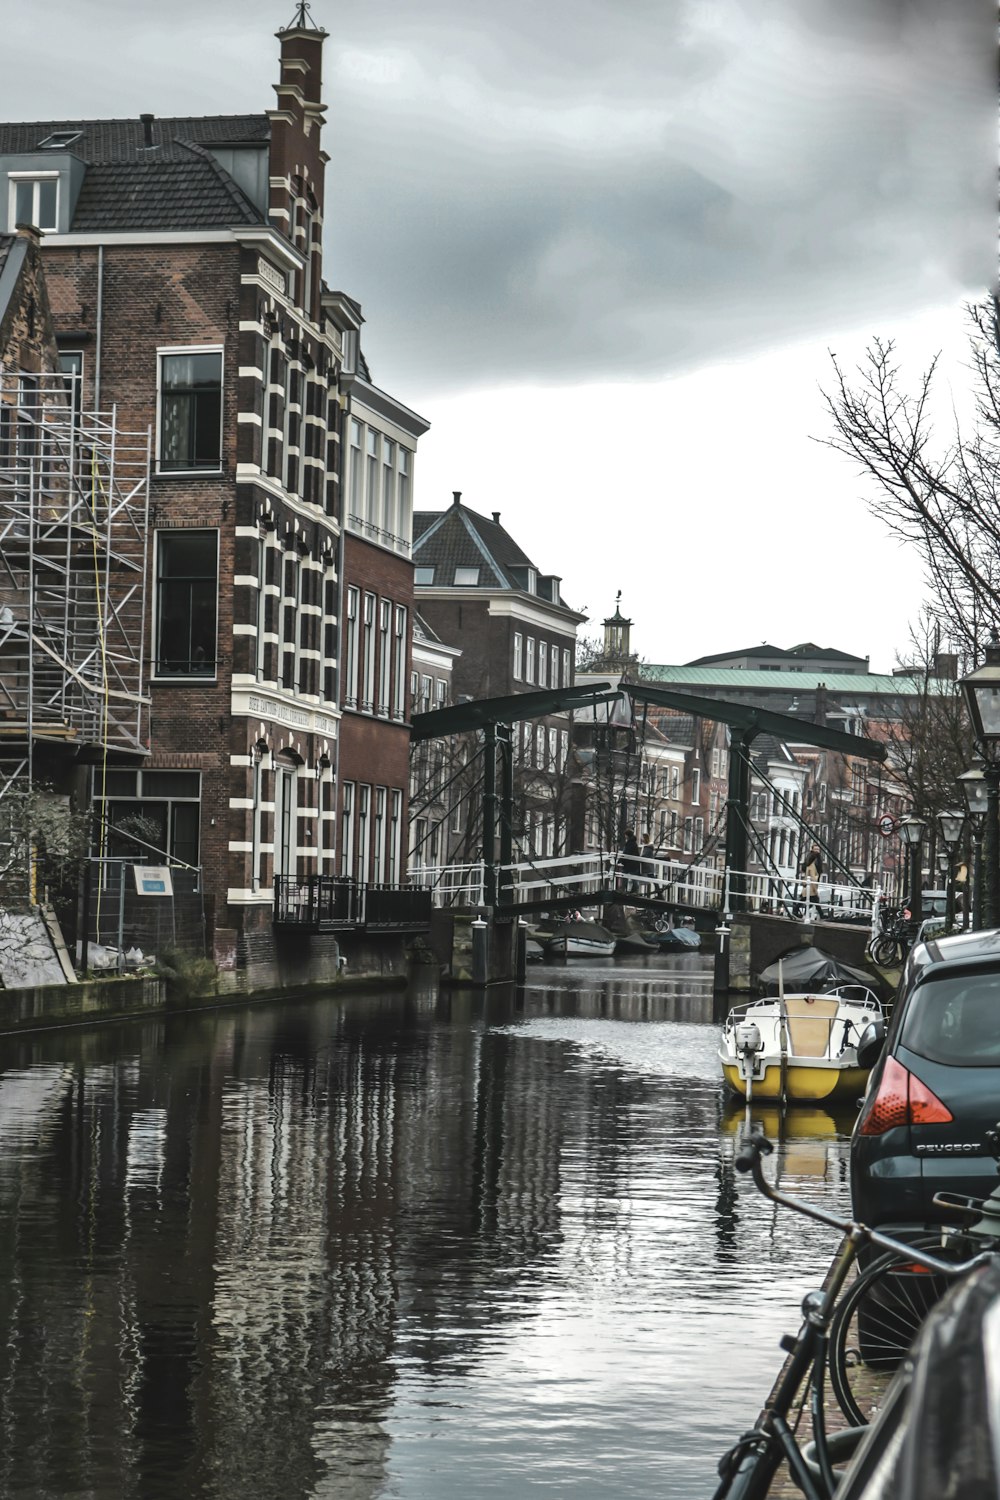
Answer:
735 1021 763 1083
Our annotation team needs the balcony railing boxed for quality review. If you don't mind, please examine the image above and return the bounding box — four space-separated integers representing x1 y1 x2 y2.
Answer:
273 875 432 933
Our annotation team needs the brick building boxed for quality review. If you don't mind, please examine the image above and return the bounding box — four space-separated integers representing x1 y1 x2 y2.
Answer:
413 493 584 860
0 13 424 974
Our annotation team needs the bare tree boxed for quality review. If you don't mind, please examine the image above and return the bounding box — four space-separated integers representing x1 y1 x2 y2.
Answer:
822 300 1000 660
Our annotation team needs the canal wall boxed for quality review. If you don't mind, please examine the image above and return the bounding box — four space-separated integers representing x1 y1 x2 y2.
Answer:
727 913 879 991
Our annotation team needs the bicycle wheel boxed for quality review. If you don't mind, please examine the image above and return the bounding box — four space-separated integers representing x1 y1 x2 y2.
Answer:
829 1236 968 1426
869 935 899 967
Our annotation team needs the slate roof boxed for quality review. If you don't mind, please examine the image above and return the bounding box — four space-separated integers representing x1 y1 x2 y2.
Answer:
71 155 260 231
412 501 537 592
0 115 269 163
639 665 936 696
0 115 269 232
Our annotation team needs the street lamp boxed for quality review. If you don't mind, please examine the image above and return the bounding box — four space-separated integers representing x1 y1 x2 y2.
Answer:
898 814 926 927
936 807 965 932
959 766 989 929
961 642 1000 929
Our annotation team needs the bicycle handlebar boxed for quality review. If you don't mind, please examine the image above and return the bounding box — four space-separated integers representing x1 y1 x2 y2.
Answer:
735 1133 996 1278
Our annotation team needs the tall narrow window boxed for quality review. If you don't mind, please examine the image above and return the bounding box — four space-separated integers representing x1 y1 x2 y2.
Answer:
365 429 378 523
344 586 359 708
562 648 571 687
393 606 407 719
513 632 523 681
550 649 560 690
57 351 83 428
373 787 386 884
362 593 376 711
255 535 268 681
357 784 371 883
538 642 548 688
381 437 394 535
349 419 363 518
155 531 218 676
378 599 391 715
397 448 410 544
341 783 355 878
525 637 535 684
389 789 402 883
158 350 222 471
691 768 701 803
275 765 297 878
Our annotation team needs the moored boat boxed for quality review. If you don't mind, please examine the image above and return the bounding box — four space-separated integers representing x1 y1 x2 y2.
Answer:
542 921 617 958
614 931 658 955
655 925 702 951
719 983 882 1103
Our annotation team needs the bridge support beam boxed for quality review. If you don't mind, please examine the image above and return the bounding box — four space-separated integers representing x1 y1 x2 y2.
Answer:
483 721 497 907
724 729 756 914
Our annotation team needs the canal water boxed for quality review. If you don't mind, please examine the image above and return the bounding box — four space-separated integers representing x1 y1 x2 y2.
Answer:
0 956 857 1499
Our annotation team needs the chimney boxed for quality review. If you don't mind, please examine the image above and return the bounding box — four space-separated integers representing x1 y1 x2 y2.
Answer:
452 491 462 507
492 511 501 524
140 112 154 147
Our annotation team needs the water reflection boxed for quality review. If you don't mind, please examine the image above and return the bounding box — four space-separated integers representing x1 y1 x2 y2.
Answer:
0 962 854 1499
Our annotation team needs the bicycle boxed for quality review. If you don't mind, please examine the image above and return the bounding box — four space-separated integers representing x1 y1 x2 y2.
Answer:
712 1134 993 1500
828 1126 1000 1426
867 903 913 966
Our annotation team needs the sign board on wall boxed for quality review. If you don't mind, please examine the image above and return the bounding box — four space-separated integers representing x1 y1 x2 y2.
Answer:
133 865 174 896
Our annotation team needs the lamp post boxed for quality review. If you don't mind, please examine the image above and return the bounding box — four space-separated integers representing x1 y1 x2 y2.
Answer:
960 643 1000 929
898 814 926 928
958 766 989 929
936 808 965 932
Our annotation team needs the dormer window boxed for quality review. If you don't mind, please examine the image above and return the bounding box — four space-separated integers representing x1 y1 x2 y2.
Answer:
38 130 82 149
415 567 435 585
454 567 479 586
9 173 58 231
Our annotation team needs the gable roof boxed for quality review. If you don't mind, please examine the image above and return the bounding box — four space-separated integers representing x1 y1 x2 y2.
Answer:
0 115 269 233
686 642 868 667
413 501 537 591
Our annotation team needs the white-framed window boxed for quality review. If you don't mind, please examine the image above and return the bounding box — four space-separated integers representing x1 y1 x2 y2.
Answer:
389 789 402 883
684 816 693 854
373 787 386 884
551 649 560 690
421 674 432 714
349 418 363 517
671 767 680 799
513 632 523 681
436 678 447 709
454 566 479 586
691 768 701 803
362 592 376 711
157 347 223 472
562 648 571 686
357 784 371 882
560 729 568 768
344 586 359 708
382 438 395 534
275 764 298 879
365 429 378 518
153 530 218 678
525 637 535 684
378 598 391 715
535 725 545 765
695 816 704 851
397 448 411 541
9 172 58 232
393 605 407 719
711 748 720 777
538 642 547 688
548 728 557 770
341 782 355 878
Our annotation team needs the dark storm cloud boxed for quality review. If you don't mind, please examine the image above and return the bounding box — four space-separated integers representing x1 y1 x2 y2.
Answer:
4 0 994 391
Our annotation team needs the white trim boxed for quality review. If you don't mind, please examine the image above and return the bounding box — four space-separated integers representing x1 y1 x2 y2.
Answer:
45 225 304 272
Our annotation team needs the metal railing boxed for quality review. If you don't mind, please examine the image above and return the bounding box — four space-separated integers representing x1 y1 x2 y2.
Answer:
273 874 431 931
408 861 486 906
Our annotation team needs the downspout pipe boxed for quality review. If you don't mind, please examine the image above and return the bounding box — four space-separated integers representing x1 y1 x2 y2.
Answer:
94 245 104 410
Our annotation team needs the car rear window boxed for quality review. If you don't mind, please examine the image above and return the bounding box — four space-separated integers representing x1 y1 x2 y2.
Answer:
901 972 1000 1066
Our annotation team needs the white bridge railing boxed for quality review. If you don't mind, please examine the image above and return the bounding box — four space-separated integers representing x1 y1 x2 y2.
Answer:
409 852 892 930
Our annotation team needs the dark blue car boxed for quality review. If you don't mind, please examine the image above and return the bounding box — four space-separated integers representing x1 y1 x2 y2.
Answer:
851 928 1000 1235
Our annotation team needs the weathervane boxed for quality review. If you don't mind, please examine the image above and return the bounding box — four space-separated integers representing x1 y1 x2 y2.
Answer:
285 1 320 29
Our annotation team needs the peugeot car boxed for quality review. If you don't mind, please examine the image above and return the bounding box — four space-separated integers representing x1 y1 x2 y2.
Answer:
851 928 1000 1234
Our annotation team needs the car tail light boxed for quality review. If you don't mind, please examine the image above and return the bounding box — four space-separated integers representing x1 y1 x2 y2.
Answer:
858 1055 954 1135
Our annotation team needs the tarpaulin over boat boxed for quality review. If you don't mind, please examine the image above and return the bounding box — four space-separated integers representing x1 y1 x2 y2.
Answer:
757 945 875 995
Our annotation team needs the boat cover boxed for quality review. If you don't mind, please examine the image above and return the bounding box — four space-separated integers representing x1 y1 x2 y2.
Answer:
757 945 874 994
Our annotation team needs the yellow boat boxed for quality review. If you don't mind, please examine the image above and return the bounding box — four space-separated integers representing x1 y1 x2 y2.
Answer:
719 986 882 1104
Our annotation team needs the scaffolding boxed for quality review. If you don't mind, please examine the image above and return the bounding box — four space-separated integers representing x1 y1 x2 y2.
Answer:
0 366 151 901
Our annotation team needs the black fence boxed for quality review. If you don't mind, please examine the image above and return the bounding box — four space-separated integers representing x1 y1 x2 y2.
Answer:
274 875 431 933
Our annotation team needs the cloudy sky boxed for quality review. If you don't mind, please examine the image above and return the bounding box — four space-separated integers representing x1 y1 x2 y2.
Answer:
5 0 994 670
